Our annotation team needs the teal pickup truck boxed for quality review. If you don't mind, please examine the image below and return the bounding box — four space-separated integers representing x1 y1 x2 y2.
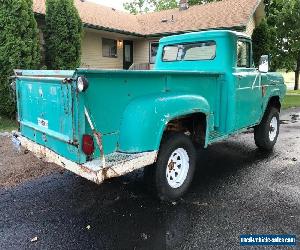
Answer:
13 30 286 201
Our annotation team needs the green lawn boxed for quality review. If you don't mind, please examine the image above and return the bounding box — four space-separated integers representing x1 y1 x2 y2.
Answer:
0 116 18 132
283 90 300 109
287 89 300 95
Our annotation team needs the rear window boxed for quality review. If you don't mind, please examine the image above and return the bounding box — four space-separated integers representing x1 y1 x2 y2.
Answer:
162 41 216 62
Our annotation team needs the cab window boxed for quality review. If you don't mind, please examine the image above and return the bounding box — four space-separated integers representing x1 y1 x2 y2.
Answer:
162 41 216 62
237 40 250 68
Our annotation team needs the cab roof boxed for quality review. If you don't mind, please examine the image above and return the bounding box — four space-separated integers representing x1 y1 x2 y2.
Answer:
159 30 250 44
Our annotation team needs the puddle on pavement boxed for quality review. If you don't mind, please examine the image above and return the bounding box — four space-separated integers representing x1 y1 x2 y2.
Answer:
280 113 300 124
291 114 300 122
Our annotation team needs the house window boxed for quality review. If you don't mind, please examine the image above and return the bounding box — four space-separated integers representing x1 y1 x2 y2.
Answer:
102 38 117 58
150 42 159 64
237 40 250 68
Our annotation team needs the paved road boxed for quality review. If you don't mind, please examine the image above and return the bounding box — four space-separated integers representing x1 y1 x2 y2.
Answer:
0 108 299 250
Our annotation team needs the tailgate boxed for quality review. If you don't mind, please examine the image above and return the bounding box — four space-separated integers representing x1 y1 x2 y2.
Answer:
15 70 85 163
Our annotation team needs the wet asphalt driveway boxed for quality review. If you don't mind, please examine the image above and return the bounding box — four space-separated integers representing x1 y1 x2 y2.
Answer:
0 108 299 250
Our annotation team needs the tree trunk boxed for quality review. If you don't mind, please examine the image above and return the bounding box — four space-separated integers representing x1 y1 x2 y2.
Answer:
295 55 300 90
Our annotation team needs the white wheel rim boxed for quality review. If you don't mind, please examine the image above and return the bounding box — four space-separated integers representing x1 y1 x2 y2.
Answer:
269 116 278 141
166 148 190 189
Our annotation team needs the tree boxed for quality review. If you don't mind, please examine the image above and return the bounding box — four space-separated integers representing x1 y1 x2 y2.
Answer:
189 0 219 5
253 0 299 89
252 19 271 68
0 0 41 117
264 0 300 89
124 0 218 14
278 0 300 90
265 0 285 71
154 0 178 11
44 0 82 69
251 19 280 71
123 0 151 14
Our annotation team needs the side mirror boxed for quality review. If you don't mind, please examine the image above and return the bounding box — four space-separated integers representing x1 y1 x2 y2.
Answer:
259 55 269 73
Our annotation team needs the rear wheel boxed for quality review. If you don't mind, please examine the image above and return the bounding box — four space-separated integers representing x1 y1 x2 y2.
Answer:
144 133 196 201
254 107 280 151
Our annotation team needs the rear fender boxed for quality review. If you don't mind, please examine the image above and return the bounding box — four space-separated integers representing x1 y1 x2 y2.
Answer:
118 92 210 153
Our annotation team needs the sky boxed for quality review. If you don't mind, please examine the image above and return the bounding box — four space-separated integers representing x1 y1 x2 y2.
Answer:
87 0 127 10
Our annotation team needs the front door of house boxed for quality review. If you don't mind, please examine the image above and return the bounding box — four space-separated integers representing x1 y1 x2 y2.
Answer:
123 40 133 70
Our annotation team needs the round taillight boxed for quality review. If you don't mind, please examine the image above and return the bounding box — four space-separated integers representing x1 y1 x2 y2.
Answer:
82 134 94 155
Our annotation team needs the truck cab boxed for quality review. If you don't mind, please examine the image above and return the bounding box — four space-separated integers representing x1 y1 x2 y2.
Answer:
155 30 285 135
13 30 286 201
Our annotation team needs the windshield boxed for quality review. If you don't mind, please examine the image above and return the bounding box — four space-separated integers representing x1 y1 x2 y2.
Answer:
162 41 216 62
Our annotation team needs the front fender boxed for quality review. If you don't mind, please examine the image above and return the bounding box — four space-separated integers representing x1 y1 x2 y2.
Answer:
263 83 287 112
119 92 210 153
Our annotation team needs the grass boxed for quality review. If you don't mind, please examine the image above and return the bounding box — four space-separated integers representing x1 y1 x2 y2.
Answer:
0 116 18 132
283 90 300 109
287 89 300 95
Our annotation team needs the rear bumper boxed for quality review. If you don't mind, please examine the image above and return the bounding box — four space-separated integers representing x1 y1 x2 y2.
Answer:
15 134 157 184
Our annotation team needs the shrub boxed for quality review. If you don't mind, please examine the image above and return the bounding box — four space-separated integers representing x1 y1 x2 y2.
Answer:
0 0 40 117
44 0 82 69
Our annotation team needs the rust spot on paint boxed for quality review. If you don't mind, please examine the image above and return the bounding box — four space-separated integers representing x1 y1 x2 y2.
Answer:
262 85 267 97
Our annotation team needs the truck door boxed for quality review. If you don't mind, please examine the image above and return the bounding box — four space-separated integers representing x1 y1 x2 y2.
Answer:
234 40 262 129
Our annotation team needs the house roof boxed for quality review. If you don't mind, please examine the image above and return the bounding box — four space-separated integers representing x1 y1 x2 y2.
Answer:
33 0 262 37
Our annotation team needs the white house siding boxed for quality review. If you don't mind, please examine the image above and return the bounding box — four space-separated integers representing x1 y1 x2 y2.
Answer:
81 29 124 69
133 39 150 64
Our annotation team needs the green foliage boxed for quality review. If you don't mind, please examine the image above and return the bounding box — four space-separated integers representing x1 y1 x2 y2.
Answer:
252 19 271 67
254 0 300 89
0 0 41 117
188 0 219 5
154 0 178 11
269 0 300 89
44 0 82 69
123 0 151 14
123 0 218 14
277 1 300 68
0 116 18 132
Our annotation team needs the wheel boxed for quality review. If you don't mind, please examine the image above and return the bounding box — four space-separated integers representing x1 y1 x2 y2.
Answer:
254 107 280 151
144 133 196 201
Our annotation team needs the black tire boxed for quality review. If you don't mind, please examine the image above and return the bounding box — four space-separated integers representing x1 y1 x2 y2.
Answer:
254 107 280 151
144 133 196 201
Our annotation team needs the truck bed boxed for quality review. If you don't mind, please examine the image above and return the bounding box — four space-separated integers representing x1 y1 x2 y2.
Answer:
15 69 224 163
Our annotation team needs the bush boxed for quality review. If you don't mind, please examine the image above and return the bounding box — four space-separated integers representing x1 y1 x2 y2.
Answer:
44 0 82 69
0 0 40 118
252 19 271 68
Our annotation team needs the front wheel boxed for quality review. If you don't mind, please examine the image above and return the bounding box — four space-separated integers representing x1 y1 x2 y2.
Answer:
144 133 196 201
254 107 280 151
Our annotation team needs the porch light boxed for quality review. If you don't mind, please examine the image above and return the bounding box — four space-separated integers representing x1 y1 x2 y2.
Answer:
117 40 123 48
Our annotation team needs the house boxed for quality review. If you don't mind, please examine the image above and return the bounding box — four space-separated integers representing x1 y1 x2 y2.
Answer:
33 0 265 69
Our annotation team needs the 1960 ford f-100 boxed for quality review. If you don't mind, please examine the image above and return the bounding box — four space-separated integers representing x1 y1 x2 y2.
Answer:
13 30 286 200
